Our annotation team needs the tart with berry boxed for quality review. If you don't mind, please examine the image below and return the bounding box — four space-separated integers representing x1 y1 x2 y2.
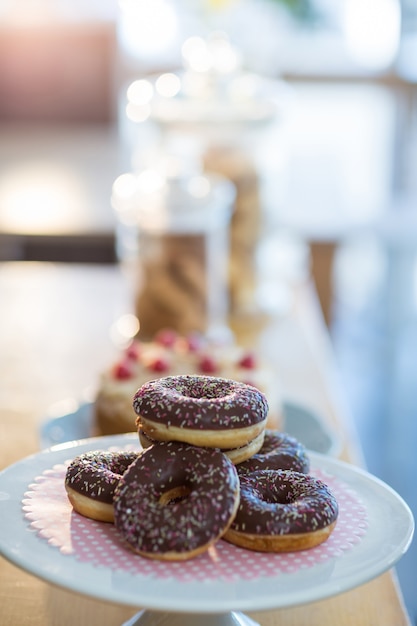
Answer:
94 329 283 435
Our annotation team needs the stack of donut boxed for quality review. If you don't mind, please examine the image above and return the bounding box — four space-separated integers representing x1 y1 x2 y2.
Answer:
65 375 339 561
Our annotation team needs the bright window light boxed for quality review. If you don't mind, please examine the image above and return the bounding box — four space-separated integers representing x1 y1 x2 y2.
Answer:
0 162 88 234
118 0 178 58
343 0 401 69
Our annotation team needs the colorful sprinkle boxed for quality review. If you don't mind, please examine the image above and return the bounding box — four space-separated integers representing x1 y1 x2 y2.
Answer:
133 375 269 430
231 469 339 536
65 451 139 504
113 441 239 558
237 431 310 474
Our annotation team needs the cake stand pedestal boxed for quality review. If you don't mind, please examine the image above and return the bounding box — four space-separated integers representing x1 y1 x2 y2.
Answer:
123 610 260 626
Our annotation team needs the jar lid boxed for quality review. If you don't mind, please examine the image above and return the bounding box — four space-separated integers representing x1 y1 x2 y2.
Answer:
148 72 283 128
125 34 291 134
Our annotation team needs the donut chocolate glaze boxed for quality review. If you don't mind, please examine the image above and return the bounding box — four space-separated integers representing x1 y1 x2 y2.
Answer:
224 469 339 552
134 375 269 449
65 450 139 504
113 441 240 560
133 375 269 431
65 450 139 522
237 430 310 474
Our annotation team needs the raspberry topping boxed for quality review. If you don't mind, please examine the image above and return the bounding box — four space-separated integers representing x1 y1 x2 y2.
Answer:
155 329 177 348
238 352 257 369
185 332 204 352
149 357 170 373
113 360 134 380
198 355 218 374
125 342 140 360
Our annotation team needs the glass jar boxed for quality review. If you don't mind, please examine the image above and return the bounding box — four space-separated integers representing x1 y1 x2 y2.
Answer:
113 170 235 341
122 37 290 321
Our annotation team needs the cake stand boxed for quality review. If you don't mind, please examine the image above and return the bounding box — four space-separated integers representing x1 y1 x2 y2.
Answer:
0 435 413 626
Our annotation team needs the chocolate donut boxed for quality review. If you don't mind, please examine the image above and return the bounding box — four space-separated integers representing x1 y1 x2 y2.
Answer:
237 430 310 474
113 441 240 561
65 450 139 522
134 374 269 449
224 469 338 552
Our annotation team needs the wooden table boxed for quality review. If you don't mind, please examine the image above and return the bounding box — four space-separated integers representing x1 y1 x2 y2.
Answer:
0 261 411 626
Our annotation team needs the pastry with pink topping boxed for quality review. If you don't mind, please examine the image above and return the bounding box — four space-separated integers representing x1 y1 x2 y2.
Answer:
94 329 283 435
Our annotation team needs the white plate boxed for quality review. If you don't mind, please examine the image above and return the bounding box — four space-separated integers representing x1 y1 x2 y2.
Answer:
39 401 341 456
0 434 413 615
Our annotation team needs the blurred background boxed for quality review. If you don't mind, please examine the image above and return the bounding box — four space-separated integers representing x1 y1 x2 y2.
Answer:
1 0 417 619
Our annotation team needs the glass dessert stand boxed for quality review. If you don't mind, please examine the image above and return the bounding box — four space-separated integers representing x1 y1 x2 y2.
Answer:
0 435 413 626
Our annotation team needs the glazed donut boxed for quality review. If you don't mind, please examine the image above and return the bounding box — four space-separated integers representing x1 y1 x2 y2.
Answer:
134 375 268 449
237 430 310 474
138 425 266 465
224 469 338 552
113 441 240 561
65 450 139 522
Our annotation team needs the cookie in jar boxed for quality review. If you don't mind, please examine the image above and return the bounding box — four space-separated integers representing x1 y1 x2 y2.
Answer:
114 171 235 341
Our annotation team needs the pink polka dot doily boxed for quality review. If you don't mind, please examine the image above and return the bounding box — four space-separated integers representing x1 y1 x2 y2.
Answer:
22 448 368 583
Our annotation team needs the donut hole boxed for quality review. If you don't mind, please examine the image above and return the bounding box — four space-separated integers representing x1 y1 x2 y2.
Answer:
174 378 232 401
261 492 281 505
159 485 191 506
259 491 288 506
254 482 297 507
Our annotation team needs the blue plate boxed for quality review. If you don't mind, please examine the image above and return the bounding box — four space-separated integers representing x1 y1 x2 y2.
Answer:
39 400 341 456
